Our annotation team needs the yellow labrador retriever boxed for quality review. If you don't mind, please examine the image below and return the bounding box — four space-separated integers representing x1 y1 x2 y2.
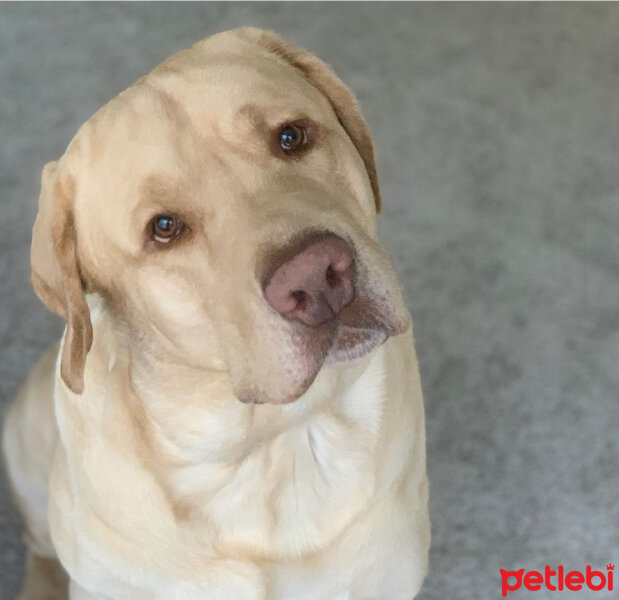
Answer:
3 28 430 600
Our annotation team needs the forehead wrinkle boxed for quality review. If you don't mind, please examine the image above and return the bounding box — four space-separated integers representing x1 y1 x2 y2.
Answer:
140 80 193 127
136 174 196 218
235 103 311 129
151 48 328 113
144 83 208 160
153 51 298 89
202 105 269 170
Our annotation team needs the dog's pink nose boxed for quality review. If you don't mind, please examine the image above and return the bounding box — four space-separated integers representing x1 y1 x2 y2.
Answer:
264 236 355 327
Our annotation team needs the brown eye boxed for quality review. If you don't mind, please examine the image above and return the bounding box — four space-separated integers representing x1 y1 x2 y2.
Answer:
151 214 183 244
279 123 307 151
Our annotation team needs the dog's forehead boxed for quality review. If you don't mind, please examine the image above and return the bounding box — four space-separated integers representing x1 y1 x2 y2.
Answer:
65 33 334 187
146 34 336 137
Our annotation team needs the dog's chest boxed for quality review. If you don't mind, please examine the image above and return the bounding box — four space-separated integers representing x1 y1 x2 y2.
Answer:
50 337 428 599
209 415 377 557
169 358 389 559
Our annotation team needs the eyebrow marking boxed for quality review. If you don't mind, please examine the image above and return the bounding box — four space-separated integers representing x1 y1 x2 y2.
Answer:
139 174 188 212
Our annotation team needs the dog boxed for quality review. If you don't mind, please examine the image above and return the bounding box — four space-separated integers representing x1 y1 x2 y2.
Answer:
2 27 430 600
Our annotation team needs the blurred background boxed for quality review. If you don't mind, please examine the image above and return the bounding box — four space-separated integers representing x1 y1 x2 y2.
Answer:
1 3 618 599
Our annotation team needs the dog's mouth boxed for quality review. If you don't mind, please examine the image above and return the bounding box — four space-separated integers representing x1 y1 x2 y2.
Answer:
325 283 407 358
262 290 409 404
236 293 407 406
326 324 389 364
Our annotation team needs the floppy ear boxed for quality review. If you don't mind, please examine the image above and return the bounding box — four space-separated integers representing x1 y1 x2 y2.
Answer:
250 29 382 213
31 162 92 394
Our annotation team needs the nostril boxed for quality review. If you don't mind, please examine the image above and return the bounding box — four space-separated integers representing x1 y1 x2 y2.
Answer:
325 264 339 288
291 290 308 309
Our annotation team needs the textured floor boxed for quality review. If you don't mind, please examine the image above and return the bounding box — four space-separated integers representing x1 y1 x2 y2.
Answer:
1 3 618 599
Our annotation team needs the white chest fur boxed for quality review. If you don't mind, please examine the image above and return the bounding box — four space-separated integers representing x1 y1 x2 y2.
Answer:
49 332 429 600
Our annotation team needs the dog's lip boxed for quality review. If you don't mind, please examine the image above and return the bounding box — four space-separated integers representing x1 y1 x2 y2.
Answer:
325 324 392 365
237 320 406 405
286 294 411 364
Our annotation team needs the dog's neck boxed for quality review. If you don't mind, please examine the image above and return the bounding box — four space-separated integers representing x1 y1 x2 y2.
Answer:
126 335 371 465
66 297 398 559
82 295 381 468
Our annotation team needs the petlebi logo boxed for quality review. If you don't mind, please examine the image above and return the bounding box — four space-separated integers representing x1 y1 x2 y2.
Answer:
500 563 614 597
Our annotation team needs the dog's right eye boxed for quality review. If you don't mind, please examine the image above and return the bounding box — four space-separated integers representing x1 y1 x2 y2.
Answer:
150 214 184 244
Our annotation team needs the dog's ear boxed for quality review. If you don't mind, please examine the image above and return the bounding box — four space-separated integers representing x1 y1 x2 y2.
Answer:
31 161 92 394
249 29 382 213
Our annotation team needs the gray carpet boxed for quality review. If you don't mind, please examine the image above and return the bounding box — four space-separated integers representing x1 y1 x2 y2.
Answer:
1 3 618 599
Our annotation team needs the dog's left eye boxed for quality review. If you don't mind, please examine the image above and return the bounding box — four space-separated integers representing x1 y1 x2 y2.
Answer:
150 214 184 244
279 123 307 152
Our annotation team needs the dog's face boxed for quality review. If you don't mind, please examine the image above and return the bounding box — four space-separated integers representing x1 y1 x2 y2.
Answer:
30 28 410 404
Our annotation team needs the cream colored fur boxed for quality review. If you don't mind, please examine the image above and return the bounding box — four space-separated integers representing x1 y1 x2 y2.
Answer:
3 28 430 600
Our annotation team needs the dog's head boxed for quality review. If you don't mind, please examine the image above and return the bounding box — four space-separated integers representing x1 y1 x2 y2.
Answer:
30 28 410 404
